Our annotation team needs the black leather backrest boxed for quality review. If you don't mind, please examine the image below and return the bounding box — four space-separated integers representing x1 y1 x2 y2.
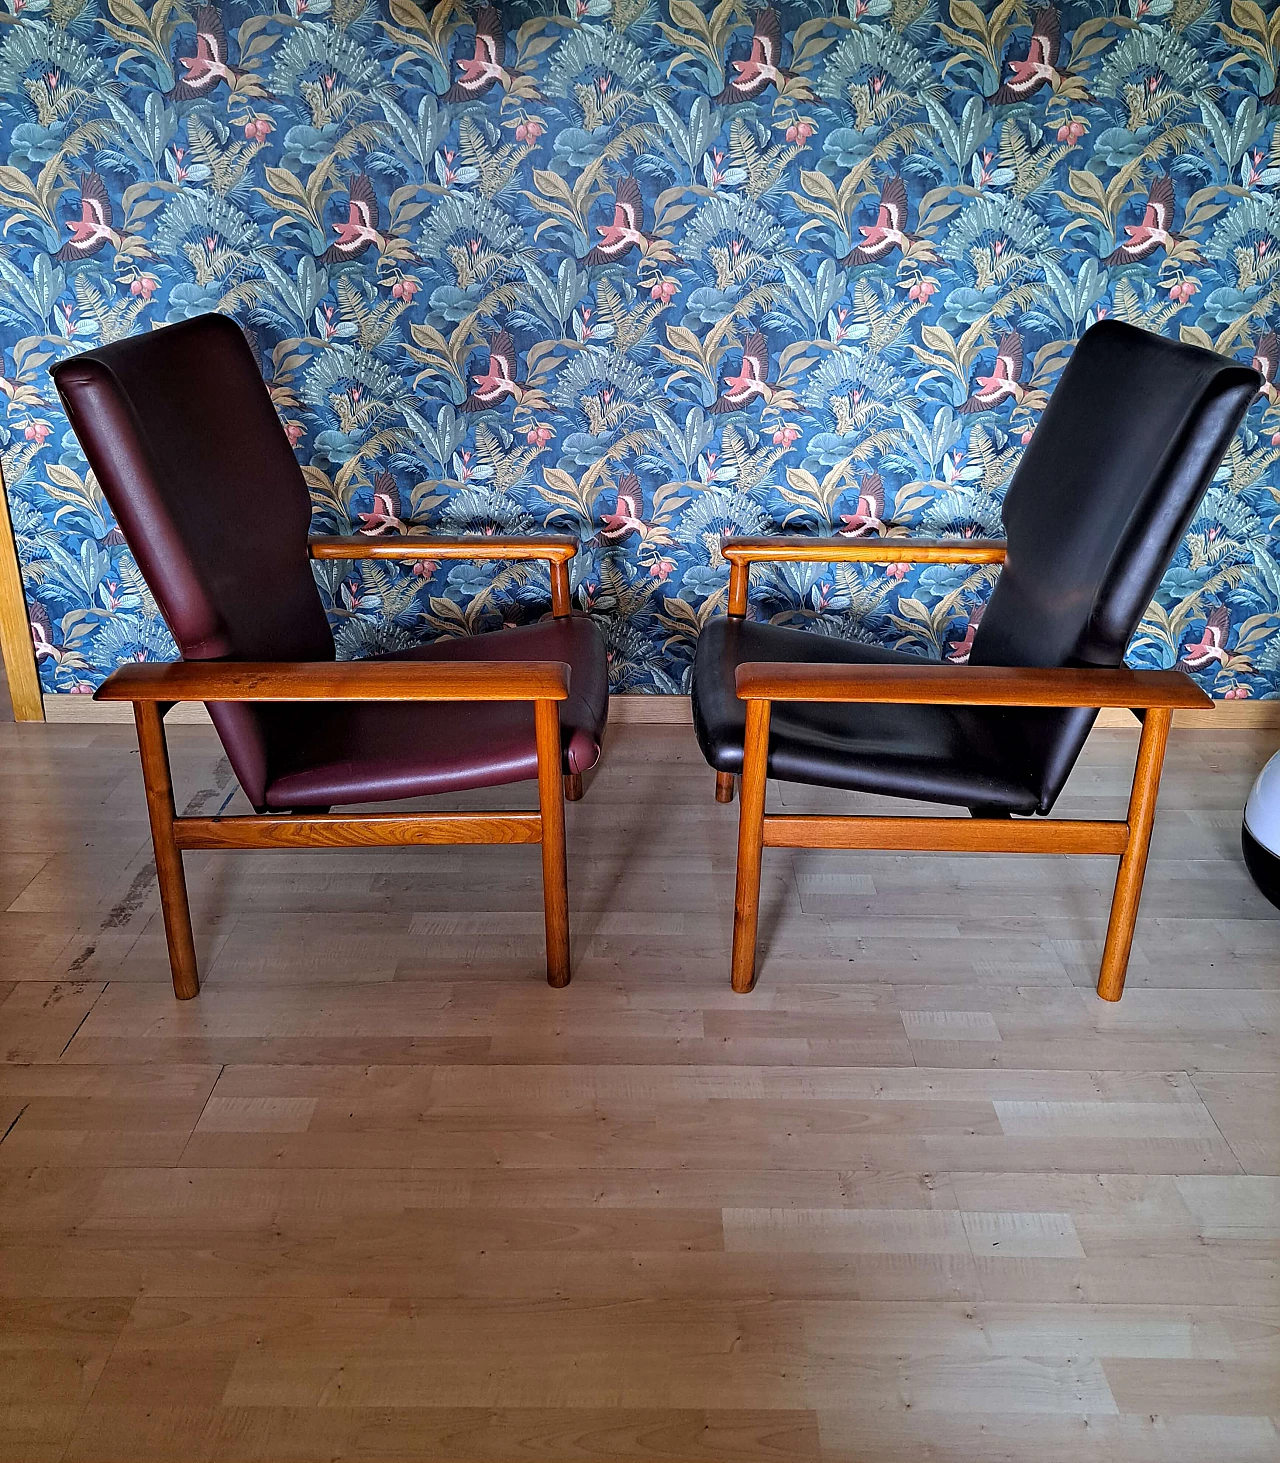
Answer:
970 319 1259 808
51 314 334 806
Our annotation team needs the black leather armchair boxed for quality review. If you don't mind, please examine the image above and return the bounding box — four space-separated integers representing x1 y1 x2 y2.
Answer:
692 320 1260 1000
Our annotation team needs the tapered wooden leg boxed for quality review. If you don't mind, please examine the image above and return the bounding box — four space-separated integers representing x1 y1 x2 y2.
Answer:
564 772 584 802
535 698 571 988
1097 706 1172 1002
731 698 770 994
134 702 200 999
715 771 736 804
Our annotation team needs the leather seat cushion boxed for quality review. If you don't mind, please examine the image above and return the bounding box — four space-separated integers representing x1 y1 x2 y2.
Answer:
261 615 607 809
691 617 1042 814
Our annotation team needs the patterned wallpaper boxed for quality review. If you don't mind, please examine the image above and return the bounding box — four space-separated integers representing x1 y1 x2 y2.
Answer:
2 0 1279 698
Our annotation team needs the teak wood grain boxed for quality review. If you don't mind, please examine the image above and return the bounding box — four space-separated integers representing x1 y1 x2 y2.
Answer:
94 659 572 704
721 535 1009 565
308 534 578 563
734 661 1214 710
174 812 544 849
762 815 1131 855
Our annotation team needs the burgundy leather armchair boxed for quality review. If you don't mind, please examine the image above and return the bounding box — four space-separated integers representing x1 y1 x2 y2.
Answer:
692 321 1260 1000
52 313 609 997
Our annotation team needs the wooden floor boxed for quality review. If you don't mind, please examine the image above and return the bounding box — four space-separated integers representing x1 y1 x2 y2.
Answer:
1 676 1278 1462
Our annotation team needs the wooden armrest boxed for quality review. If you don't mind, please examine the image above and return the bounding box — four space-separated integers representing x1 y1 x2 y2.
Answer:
309 535 578 563
734 661 1212 710
721 536 1008 566
721 536 1007 614
95 659 571 704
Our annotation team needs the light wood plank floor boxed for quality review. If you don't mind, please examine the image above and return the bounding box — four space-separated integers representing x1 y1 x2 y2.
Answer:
1 677 1277 1461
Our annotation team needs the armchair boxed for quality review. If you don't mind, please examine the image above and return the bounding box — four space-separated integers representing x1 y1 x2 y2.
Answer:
692 320 1259 1000
51 313 609 998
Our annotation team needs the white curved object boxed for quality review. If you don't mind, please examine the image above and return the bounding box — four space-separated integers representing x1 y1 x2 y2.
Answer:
1242 748 1280 910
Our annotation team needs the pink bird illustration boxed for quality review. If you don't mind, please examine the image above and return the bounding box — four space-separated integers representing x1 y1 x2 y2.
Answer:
988 7 1067 105
1253 332 1279 406
1181 606 1231 670
357 472 408 536
1105 177 1184 265
443 7 508 102
946 602 985 663
711 333 778 413
170 7 241 100
54 173 120 261
461 332 522 411
837 474 886 537
599 473 646 542
715 9 791 105
839 176 920 267
581 177 655 266
319 175 384 262
959 333 1025 414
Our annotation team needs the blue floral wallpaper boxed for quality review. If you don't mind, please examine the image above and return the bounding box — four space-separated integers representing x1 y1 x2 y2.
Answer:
2 0 1279 699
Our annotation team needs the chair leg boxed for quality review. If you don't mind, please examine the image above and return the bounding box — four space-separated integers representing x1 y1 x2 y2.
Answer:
1097 707 1172 1002
730 699 771 994
134 702 200 999
535 699 571 988
715 771 736 804
564 772 584 802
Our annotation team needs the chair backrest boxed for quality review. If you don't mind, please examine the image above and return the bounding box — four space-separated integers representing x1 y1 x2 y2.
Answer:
51 313 333 806
969 318 1259 809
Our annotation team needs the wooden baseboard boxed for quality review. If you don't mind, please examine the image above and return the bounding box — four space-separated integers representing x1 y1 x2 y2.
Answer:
37 692 1279 728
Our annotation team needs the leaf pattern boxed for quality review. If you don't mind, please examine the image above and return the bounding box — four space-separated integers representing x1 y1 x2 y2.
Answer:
2 0 1278 700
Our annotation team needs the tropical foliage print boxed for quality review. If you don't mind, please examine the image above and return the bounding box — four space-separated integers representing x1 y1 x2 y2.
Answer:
4 0 1280 698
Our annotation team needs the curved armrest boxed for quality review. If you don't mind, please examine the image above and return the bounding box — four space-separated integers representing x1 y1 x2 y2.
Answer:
721 535 1007 614
95 659 571 704
734 661 1212 710
309 535 578 563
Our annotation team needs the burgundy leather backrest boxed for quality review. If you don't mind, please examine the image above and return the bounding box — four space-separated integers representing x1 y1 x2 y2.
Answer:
971 319 1260 806
51 314 334 805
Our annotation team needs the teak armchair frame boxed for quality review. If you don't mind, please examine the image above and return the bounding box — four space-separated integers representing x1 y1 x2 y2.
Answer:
715 537 1213 1002
96 535 585 999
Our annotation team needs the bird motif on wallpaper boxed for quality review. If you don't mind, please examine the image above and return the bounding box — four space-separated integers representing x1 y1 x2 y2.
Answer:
988 8 1073 105
599 474 646 543
946 602 985 663
837 474 887 537
461 332 525 411
169 7 243 101
958 333 1025 413
581 177 657 266
838 177 929 266
319 176 385 263
1181 606 1234 670
1253 332 1279 406
357 472 408 536
716 9 791 105
443 7 512 103
54 174 120 262
710 333 787 413
1104 178 1186 265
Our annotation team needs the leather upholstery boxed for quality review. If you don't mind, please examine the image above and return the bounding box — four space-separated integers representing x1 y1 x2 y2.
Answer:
264 617 607 807
693 321 1260 814
51 314 608 810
